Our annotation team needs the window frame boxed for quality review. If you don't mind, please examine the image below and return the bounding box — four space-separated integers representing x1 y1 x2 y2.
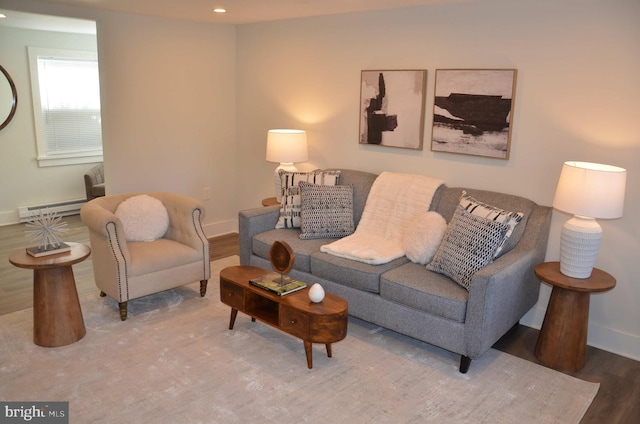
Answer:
28 47 103 167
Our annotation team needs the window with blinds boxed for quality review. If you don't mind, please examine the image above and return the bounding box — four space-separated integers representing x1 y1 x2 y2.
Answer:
28 47 103 167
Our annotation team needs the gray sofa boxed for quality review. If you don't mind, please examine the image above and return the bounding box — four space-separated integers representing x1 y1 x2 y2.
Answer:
239 169 551 372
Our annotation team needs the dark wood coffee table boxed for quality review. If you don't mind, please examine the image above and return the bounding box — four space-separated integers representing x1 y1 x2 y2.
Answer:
219 265 348 369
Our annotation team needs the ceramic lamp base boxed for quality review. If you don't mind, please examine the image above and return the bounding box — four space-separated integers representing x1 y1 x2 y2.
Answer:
274 163 298 202
559 216 602 279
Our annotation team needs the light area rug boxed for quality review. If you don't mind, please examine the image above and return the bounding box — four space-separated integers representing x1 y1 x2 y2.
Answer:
0 256 598 423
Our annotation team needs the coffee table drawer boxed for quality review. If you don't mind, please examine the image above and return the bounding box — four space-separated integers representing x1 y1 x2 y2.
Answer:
280 306 310 339
220 280 244 310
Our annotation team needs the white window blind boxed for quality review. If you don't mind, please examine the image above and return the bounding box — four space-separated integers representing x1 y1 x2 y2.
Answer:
28 47 103 167
37 57 102 155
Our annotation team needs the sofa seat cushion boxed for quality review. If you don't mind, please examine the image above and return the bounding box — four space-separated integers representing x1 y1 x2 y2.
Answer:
253 229 333 273
310 251 408 293
380 262 469 323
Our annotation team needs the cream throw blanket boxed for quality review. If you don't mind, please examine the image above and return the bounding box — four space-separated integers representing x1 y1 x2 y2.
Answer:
320 172 444 264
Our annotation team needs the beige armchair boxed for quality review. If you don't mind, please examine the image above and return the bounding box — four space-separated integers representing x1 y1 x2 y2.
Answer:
84 163 105 201
80 192 211 320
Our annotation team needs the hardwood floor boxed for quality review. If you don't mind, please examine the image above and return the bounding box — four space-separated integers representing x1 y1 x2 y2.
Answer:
1 215 638 423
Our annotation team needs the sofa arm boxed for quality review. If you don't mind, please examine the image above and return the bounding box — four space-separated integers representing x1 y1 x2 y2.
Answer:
80 200 131 260
463 203 551 359
80 200 131 300
238 205 280 265
464 250 540 358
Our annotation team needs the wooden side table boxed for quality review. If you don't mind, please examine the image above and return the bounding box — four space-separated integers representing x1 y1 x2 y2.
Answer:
534 261 616 371
9 242 91 347
262 197 279 207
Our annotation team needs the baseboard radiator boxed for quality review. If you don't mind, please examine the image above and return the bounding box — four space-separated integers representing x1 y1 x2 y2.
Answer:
18 199 87 223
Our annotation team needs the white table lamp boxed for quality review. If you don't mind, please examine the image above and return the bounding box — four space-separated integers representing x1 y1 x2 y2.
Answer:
266 129 308 201
552 161 626 278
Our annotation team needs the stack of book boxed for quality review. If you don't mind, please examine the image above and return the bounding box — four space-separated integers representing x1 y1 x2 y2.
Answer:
250 273 307 296
26 243 71 258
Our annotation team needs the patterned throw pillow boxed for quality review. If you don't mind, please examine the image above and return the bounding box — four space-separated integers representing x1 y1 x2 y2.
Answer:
299 182 354 240
459 191 523 258
275 170 341 229
427 206 509 290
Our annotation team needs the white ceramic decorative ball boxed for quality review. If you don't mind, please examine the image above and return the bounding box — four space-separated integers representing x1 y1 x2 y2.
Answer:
308 283 325 303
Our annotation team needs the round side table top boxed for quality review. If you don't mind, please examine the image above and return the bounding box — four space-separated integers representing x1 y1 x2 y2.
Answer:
262 197 279 207
9 242 91 270
534 261 616 293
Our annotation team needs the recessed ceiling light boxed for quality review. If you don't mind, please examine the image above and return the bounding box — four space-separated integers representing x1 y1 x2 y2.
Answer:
213 8 226 14
0 14 6 19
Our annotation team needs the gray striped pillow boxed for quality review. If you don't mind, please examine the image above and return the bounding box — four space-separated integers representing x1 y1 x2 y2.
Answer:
275 170 341 229
459 191 523 258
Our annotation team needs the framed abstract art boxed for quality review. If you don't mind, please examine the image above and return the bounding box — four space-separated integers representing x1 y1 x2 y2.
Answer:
359 70 427 150
431 69 517 159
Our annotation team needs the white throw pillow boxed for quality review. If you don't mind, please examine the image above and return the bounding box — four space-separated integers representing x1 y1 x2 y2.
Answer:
115 194 169 242
404 211 447 265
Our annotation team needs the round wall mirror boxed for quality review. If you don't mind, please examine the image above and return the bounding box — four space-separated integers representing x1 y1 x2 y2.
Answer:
0 65 18 131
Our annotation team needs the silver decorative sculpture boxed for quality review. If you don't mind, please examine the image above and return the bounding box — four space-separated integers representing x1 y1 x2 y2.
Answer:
25 209 69 251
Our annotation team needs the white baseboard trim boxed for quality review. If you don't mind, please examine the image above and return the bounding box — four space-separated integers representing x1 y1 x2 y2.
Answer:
520 304 640 363
0 210 19 227
202 218 237 239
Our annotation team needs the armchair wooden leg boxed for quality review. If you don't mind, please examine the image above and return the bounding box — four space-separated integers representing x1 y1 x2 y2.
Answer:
118 302 128 321
200 280 208 297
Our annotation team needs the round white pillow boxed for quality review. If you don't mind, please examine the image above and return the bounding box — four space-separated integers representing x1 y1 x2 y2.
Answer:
115 194 169 242
404 211 447 265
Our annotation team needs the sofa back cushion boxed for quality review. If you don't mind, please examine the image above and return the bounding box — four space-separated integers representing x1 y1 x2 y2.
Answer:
324 169 378 227
430 186 536 256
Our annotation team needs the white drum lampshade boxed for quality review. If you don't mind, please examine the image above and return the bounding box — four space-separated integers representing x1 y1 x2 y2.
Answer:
552 161 626 278
266 129 308 201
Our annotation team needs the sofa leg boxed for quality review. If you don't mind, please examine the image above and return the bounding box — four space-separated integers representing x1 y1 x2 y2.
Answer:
100 291 106 297
200 280 208 297
459 356 471 373
119 302 128 321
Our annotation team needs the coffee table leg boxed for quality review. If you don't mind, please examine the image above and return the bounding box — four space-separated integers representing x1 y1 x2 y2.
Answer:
304 341 313 369
326 343 332 358
229 308 238 330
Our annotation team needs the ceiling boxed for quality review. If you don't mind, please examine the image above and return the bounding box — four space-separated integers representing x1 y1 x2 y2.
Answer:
4 0 462 26
0 10 96 34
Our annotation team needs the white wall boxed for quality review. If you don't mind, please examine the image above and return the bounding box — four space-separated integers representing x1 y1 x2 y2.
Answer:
1 0 238 236
0 26 98 224
236 0 640 360
96 13 237 236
